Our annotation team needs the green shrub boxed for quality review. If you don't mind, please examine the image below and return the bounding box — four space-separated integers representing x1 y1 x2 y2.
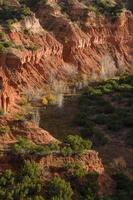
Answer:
33 142 60 156
21 6 31 17
101 85 113 94
61 146 73 157
49 177 73 200
80 172 99 200
0 40 13 53
0 161 45 200
65 162 86 178
0 43 6 53
102 103 115 114
113 173 133 200
117 84 133 92
88 87 103 96
64 135 92 154
11 136 34 155
0 5 31 31
14 111 26 121
106 79 119 89
94 114 108 125
21 160 41 178
0 125 10 135
20 0 48 8
107 120 123 131
32 145 51 156
11 137 60 156
93 131 108 146
0 31 5 39
95 0 124 20
75 112 89 126
119 75 133 85
80 126 95 138
48 142 60 151
6 19 15 31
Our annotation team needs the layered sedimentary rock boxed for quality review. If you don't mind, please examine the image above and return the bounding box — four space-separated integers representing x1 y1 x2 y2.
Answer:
0 0 133 110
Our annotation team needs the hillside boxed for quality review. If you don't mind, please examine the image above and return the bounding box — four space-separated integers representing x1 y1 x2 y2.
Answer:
0 0 132 111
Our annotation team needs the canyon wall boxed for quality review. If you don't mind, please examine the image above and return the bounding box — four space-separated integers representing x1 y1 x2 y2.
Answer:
0 0 133 110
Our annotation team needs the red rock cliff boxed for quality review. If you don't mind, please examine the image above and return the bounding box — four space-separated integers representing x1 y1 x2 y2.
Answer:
0 0 133 110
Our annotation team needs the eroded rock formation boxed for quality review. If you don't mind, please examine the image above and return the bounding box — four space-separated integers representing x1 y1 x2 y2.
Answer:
0 0 133 109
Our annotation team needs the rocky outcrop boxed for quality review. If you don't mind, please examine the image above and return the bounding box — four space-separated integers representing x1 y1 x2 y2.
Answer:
0 117 57 146
38 150 114 195
0 116 113 195
39 150 104 174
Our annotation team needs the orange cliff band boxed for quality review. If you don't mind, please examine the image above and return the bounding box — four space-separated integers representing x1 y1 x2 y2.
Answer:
0 77 10 113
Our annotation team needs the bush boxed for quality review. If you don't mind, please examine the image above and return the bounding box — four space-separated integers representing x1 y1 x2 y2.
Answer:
102 103 115 114
88 87 103 96
0 43 6 53
0 5 31 31
11 137 60 156
80 126 95 138
65 162 86 178
48 142 60 151
0 40 12 53
93 131 108 146
113 173 133 200
14 111 26 121
107 120 123 131
80 172 99 200
0 161 45 200
49 177 73 200
11 136 34 155
0 125 10 135
75 112 89 126
117 84 133 92
95 0 124 20
32 145 51 156
21 160 41 178
20 0 48 8
61 146 73 157
64 135 92 154
101 85 113 94
94 114 108 125
21 6 31 17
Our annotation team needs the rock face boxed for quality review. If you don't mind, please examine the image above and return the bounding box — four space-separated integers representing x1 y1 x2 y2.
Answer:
0 1 133 110
38 150 114 195
39 150 104 174
0 117 57 146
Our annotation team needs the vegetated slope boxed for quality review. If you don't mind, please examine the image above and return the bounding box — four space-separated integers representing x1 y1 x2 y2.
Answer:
39 75 133 178
0 75 133 199
0 0 133 110
75 75 133 176
0 116 114 199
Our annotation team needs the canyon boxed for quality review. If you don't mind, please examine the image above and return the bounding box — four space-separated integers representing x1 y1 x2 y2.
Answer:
0 1 133 199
